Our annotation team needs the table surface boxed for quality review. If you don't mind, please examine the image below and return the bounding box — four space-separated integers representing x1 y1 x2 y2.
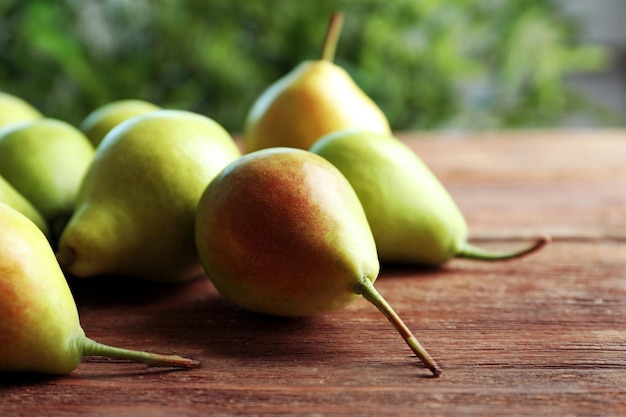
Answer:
1 129 625 416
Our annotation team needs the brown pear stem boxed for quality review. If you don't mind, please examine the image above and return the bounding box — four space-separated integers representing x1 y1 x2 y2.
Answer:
80 336 200 368
320 12 345 62
354 277 442 377
55 246 76 269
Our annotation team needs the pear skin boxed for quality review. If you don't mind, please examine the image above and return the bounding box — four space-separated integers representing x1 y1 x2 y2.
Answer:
0 174 49 237
0 118 95 226
57 110 241 282
0 202 199 374
80 99 161 148
244 13 390 153
195 148 441 376
0 91 42 129
310 129 548 265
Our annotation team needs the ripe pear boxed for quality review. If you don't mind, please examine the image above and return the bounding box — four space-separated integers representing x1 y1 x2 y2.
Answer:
0 91 42 128
80 99 161 148
243 13 390 153
57 109 241 282
310 130 549 265
195 148 441 376
0 202 199 374
0 174 49 236
0 118 95 232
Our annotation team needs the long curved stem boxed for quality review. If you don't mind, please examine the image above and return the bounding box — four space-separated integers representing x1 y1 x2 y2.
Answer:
79 336 200 368
456 235 550 261
354 277 442 377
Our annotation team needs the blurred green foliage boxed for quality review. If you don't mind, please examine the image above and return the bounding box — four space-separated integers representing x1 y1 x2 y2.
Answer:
0 0 613 132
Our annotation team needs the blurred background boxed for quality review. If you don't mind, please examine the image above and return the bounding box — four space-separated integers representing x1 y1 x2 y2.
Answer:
1 0 624 133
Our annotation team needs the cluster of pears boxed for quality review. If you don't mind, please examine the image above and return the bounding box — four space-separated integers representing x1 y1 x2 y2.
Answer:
239 11 547 267
0 93 240 374
197 11 547 377
0 94 165 244
0 12 548 378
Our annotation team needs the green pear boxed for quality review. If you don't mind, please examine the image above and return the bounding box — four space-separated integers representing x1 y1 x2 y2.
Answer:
243 13 390 153
310 130 549 265
0 202 199 374
0 174 49 236
80 99 161 148
57 109 241 282
0 91 42 129
195 148 441 376
0 118 95 232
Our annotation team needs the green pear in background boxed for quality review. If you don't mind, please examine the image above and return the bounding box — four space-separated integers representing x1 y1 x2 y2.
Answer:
195 148 441 376
57 109 241 283
243 13 390 153
0 174 49 236
310 130 549 266
80 99 161 148
0 202 199 374
0 118 95 236
0 91 42 129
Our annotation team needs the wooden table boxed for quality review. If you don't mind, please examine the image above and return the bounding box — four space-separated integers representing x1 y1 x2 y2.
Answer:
1 130 625 416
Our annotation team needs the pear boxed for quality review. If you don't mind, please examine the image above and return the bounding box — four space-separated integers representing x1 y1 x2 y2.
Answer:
0 118 95 232
80 99 161 148
0 174 49 236
0 91 42 129
57 109 241 282
0 202 199 374
243 12 390 153
310 130 549 265
195 148 441 376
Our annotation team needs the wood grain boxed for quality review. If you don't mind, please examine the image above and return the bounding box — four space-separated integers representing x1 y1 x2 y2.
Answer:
1 129 625 416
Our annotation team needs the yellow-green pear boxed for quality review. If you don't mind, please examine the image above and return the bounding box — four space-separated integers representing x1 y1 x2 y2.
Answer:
0 118 95 230
243 13 390 153
310 130 549 265
57 109 241 282
0 174 49 236
0 202 199 374
195 148 441 376
0 91 42 129
80 99 161 148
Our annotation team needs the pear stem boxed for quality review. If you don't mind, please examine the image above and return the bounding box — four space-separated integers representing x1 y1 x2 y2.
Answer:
79 336 200 368
320 12 345 62
354 277 442 377
55 246 76 270
456 235 551 261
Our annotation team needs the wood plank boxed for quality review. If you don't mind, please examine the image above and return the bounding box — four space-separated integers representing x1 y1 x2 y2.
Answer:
398 128 626 183
398 129 626 240
450 180 626 240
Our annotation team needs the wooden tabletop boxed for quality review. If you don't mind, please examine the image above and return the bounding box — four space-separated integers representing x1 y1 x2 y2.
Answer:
2 129 625 416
